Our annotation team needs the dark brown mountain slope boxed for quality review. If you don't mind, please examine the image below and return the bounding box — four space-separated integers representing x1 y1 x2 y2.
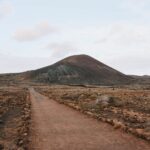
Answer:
23 54 133 85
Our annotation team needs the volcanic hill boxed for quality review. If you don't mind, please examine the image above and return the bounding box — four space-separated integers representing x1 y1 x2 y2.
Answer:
22 54 133 85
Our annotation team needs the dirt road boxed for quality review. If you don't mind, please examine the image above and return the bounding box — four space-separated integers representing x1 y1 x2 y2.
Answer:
29 88 150 150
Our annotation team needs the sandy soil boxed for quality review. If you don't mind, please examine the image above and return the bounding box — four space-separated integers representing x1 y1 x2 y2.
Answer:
29 88 149 150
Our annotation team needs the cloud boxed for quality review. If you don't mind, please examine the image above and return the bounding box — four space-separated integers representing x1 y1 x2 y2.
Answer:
55 22 150 75
13 21 58 42
45 42 78 58
95 23 150 50
0 1 14 19
87 23 150 75
6 21 150 75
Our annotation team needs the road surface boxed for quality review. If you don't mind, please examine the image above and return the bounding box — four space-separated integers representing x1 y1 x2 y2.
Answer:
29 88 150 150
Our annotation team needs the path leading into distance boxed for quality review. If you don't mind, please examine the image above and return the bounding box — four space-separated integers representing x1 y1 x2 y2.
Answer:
29 88 150 150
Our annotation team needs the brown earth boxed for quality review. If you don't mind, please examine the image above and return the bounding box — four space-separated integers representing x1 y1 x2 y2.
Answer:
29 87 150 150
36 85 150 141
0 87 31 150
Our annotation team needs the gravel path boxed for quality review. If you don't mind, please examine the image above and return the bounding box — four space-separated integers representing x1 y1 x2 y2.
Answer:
29 88 150 150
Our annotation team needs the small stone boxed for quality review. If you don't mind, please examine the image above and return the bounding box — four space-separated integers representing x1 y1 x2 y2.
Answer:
23 132 28 136
0 144 4 150
0 120 3 124
113 120 124 129
17 147 24 150
18 140 24 146
96 95 110 106
135 128 145 138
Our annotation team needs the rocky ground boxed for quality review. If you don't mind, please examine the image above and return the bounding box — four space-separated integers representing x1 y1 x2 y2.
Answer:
36 85 150 142
0 87 31 150
0 84 149 149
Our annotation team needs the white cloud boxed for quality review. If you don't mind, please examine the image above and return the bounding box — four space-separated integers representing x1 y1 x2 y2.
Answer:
0 1 14 19
13 21 58 42
45 42 78 58
95 23 150 51
3 21 150 75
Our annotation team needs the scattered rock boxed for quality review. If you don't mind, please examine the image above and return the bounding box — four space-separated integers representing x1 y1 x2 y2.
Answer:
96 95 110 107
18 139 24 146
113 120 124 129
0 144 4 150
0 88 31 150
109 97 124 107
0 120 3 124
17 147 24 150
37 86 150 142
96 95 124 107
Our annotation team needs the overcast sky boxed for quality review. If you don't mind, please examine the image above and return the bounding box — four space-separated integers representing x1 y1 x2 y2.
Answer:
0 0 150 75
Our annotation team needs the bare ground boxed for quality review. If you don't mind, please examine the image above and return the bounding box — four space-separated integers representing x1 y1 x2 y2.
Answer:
29 88 150 150
37 86 150 141
0 87 31 150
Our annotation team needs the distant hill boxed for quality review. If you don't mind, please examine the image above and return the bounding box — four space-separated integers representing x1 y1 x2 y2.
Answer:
22 54 133 85
130 75 150 85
